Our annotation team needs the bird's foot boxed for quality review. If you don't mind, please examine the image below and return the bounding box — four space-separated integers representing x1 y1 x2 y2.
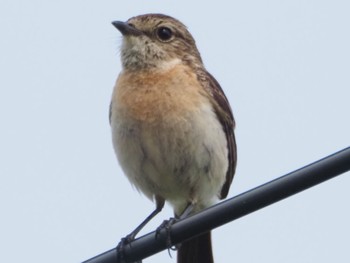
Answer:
155 217 180 257
116 233 142 263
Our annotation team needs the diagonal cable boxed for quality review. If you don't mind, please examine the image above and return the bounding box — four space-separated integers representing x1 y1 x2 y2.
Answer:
83 147 350 263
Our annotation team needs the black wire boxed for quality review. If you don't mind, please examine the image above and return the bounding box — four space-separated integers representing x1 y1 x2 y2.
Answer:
82 147 350 263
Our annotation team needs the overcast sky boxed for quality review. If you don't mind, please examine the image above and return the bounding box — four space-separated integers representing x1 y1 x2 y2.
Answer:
1 1 349 263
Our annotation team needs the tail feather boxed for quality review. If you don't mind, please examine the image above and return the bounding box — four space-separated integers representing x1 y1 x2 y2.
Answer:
177 231 213 263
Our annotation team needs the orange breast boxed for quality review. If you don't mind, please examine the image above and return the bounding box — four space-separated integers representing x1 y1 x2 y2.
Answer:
112 64 207 125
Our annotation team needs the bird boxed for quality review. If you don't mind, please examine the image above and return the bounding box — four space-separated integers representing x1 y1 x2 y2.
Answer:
110 13 237 263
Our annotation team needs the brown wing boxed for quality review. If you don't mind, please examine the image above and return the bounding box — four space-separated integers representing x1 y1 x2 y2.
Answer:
198 70 237 199
109 101 112 125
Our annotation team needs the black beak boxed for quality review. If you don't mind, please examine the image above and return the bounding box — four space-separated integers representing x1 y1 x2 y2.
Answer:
111 21 142 36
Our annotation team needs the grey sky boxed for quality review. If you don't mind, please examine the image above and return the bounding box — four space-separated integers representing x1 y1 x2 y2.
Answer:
1 1 349 262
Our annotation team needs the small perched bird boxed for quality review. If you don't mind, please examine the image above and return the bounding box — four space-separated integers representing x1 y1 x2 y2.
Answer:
110 14 237 263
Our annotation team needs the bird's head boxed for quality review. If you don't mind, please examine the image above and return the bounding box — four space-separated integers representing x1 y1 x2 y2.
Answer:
112 14 203 70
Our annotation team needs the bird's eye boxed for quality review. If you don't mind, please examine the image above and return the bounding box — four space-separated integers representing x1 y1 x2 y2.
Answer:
156 27 173 41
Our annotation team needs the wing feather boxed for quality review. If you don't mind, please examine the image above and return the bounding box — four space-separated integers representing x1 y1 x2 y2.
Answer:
197 70 237 199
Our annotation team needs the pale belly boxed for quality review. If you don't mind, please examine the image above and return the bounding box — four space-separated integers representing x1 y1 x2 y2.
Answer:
111 101 228 213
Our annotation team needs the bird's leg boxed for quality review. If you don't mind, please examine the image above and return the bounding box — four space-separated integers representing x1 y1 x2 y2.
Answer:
116 196 165 262
177 203 194 220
